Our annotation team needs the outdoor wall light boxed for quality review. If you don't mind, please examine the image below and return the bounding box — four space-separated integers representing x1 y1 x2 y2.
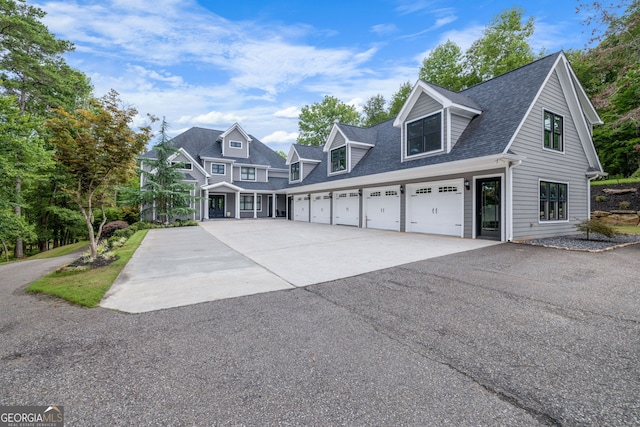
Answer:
400 184 405 194
464 179 470 190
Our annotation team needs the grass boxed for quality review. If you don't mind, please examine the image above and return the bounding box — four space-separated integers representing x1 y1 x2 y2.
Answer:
26 230 148 307
27 241 89 260
591 177 640 186
615 225 640 235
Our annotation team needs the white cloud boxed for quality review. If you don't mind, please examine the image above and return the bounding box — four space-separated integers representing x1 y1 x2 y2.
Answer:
371 24 398 36
274 106 301 118
395 0 437 15
178 111 246 126
261 130 299 144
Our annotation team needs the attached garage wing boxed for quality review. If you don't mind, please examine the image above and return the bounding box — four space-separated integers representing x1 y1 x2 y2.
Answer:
311 192 331 224
333 190 360 227
406 179 463 237
364 186 401 231
294 195 310 222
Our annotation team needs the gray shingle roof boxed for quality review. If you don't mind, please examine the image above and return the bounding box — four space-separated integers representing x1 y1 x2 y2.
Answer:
237 178 289 191
292 144 324 161
336 123 379 145
289 52 562 188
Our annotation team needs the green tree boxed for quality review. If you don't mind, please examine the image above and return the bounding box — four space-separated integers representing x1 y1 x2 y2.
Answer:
464 7 536 87
297 95 360 146
419 40 465 91
362 94 391 127
139 119 199 224
46 90 153 259
388 81 412 117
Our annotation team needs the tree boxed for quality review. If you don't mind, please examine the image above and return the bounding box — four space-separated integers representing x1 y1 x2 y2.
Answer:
362 94 391 127
139 119 199 224
388 81 412 117
464 7 536 87
297 95 360 146
419 40 465 91
46 90 153 259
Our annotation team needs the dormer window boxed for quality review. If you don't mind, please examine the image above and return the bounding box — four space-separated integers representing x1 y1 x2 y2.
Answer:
290 162 300 181
330 146 347 173
230 140 242 149
406 112 442 157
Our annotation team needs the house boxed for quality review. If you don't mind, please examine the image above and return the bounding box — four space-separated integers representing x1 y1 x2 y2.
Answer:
140 123 290 221
141 51 605 241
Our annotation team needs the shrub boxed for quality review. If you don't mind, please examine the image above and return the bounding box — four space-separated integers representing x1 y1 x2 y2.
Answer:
619 201 631 210
595 195 606 202
102 220 129 239
575 218 617 240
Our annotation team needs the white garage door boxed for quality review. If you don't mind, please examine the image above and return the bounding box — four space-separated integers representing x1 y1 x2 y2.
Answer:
294 195 310 222
333 189 360 227
364 185 400 231
311 192 331 224
406 179 463 236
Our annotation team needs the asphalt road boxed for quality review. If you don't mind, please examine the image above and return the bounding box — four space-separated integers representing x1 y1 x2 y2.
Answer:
1 243 639 426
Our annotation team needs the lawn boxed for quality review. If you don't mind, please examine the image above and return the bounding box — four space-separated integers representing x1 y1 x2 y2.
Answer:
26 230 147 307
615 225 640 235
591 177 640 186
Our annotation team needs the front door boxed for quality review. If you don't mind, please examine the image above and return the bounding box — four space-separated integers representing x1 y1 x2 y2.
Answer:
209 195 225 218
476 178 501 240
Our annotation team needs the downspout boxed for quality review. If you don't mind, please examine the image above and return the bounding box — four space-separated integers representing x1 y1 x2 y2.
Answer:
506 159 523 242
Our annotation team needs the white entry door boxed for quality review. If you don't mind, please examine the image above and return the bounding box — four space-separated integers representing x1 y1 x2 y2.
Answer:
364 186 400 231
294 195 310 222
406 179 464 236
333 189 360 227
311 192 331 224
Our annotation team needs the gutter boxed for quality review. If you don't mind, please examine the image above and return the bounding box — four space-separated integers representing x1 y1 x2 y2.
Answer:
506 159 523 242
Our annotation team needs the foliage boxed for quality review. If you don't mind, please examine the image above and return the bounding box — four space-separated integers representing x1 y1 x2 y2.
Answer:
26 229 148 307
591 176 640 186
102 221 129 239
275 150 287 159
575 218 618 240
388 81 412 117
419 40 465 91
297 95 360 146
361 94 392 127
46 89 153 259
138 118 199 223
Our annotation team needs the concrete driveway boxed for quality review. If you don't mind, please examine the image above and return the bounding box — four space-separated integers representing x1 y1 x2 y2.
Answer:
101 220 498 312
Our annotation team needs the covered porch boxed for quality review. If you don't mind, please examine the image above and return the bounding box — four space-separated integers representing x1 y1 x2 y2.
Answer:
200 182 287 220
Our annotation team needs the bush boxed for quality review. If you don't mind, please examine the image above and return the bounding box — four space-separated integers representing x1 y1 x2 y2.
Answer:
102 220 129 239
619 201 631 210
595 195 607 202
575 218 617 240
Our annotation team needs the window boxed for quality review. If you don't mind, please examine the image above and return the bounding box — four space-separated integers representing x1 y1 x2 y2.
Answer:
211 163 225 175
240 167 256 181
540 181 567 221
290 162 300 181
543 111 563 151
406 112 442 156
230 140 242 148
172 161 192 170
240 195 261 211
330 146 347 173
416 188 432 194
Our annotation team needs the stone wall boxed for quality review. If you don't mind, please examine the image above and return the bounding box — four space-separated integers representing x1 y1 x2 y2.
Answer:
592 210 640 226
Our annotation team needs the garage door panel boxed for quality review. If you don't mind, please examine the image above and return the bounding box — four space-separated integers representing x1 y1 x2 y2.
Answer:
311 192 331 224
364 186 400 231
333 190 359 226
407 180 463 236
294 196 310 222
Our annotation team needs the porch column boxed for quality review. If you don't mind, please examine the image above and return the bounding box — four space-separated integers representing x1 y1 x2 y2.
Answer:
203 189 209 220
272 192 276 218
235 191 240 219
253 192 258 219
285 195 289 220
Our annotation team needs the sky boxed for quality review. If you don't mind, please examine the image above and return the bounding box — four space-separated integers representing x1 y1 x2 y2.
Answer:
35 0 594 153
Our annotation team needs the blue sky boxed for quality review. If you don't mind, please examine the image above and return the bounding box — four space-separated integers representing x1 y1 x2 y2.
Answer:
36 0 592 152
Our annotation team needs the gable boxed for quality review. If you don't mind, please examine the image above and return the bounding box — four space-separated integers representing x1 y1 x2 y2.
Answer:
406 93 443 122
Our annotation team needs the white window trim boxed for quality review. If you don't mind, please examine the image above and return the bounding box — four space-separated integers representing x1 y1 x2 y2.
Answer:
404 109 445 161
239 194 262 212
290 161 302 183
538 178 570 223
229 140 243 149
240 166 257 182
328 145 349 176
541 108 566 155
211 163 226 175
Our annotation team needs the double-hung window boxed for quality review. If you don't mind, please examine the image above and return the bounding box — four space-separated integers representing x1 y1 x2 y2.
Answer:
290 162 300 181
543 111 563 151
540 181 567 221
406 112 442 157
240 195 261 211
240 167 256 181
330 147 346 173
211 163 225 175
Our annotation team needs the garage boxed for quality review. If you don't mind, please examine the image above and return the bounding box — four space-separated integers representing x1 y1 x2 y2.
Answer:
294 195 310 222
364 185 400 231
333 189 360 227
311 192 331 224
406 179 464 237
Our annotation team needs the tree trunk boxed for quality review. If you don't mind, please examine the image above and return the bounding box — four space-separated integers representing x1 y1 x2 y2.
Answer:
14 177 24 259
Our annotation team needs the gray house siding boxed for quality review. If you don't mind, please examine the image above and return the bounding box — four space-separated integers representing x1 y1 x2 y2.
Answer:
302 162 318 180
450 113 472 148
406 93 442 122
269 169 288 179
233 166 267 182
224 128 249 158
511 70 591 240
350 146 369 169
329 133 346 150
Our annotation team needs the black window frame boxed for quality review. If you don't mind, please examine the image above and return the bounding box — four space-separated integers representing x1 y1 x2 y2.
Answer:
211 163 225 175
240 166 256 181
290 162 300 181
406 112 442 157
171 161 192 170
229 140 243 149
240 194 261 211
543 110 563 152
330 146 347 173
539 181 567 221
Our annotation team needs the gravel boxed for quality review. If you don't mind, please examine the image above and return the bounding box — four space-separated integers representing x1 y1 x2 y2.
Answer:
524 232 640 251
